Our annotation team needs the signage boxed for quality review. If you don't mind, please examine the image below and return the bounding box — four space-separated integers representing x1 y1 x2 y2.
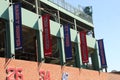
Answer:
62 72 68 80
39 70 50 80
80 31 88 63
6 67 51 80
42 14 52 56
98 39 107 68
63 24 72 59
13 3 22 50
6 67 23 80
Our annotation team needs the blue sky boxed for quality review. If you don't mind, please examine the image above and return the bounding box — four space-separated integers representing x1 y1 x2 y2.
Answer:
67 0 120 72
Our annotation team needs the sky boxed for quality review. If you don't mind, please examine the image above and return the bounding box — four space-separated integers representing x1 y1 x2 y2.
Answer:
66 0 120 72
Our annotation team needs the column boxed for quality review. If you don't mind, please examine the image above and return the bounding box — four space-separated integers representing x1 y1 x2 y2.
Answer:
36 17 44 62
57 10 60 23
35 0 39 14
91 41 101 71
74 43 81 68
59 26 66 65
77 32 83 68
6 4 15 58
5 21 11 58
74 19 77 30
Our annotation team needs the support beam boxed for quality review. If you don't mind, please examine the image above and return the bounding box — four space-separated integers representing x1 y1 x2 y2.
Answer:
57 10 60 23
38 0 42 15
5 21 11 58
91 42 101 71
57 38 63 65
36 18 44 62
77 32 83 68
7 5 15 58
35 0 39 14
59 26 66 65
74 19 77 30
74 43 81 68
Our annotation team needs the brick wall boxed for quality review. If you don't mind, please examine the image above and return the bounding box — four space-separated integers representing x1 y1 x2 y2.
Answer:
0 58 120 80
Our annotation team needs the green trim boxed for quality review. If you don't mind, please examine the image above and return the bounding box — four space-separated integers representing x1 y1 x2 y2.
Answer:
59 27 66 65
36 30 42 62
91 43 100 71
6 5 15 58
76 33 83 68
57 38 64 65
36 18 44 62
5 21 11 58
74 43 81 68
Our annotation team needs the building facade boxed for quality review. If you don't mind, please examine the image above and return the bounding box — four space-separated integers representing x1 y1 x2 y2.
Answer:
1 0 119 80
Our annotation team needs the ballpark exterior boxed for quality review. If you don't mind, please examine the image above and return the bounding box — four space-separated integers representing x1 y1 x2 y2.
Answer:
0 0 119 80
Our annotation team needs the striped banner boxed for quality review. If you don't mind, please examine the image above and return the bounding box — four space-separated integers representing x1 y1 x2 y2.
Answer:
80 31 88 63
42 14 52 56
63 24 72 59
98 39 107 68
13 3 22 50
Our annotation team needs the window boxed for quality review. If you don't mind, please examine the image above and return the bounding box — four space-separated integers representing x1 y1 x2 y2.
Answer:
66 42 77 67
45 36 61 65
15 26 37 61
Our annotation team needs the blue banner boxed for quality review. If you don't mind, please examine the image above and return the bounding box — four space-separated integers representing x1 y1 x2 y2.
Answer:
98 39 107 68
13 3 22 50
63 24 72 59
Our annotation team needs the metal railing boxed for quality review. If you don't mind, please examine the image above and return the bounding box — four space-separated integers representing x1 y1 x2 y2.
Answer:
48 0 93 23
10 0 93 23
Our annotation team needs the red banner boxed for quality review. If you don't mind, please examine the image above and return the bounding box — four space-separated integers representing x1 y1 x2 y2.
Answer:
80 31 88 63
42 14 52 56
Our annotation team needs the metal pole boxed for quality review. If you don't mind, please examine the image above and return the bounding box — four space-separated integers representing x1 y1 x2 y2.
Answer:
38 0 42 15
57 10 60 23
35 0 39 14
74 19 77 30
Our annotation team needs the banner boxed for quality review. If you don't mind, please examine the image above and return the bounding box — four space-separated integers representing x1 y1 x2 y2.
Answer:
13 3 22 50
80 31 88 63
42 14 52 56
63 24 72 59
98 39 107 68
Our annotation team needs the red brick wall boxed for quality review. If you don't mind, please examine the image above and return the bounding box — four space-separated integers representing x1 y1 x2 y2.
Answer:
0 58 120 80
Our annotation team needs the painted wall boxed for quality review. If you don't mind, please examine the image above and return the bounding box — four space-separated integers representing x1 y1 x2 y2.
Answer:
0 58 120 80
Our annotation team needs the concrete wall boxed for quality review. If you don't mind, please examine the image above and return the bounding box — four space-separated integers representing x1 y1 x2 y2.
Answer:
0 58 120 80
